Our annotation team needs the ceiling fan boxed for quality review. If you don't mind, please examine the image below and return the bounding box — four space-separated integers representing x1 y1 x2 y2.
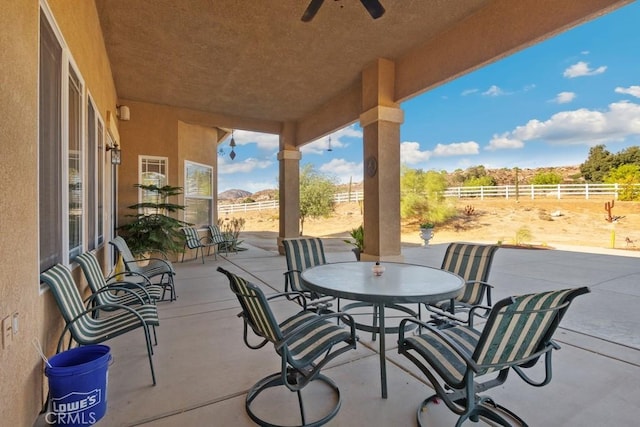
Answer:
302 0 385 22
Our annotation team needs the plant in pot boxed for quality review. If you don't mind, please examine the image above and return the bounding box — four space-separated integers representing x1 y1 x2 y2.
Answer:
118 184 190 258
419 221 435 247
344 225 364 260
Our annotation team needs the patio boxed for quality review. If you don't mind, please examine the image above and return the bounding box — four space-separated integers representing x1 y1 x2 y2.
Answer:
45 237 640 426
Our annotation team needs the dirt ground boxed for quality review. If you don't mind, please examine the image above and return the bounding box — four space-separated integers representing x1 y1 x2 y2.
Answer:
230 197 640 251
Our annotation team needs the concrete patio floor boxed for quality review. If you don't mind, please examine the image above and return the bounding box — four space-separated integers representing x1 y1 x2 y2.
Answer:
41 236 640 426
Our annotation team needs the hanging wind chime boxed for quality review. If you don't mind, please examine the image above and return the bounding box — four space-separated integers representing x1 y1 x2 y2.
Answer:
229 130 237 160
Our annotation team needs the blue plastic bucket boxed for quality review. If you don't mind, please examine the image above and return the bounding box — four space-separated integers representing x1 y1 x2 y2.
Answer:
45 345 111 426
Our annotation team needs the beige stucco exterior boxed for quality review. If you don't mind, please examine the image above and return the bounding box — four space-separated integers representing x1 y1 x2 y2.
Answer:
0 0 632 425
0 1 118 425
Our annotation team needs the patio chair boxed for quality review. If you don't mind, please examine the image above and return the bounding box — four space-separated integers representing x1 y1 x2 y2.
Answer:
206 224 236 259
40 264 160 385
424 242 499 326
181 226 215 263
110 236 177 301
217 267 357 427
76 251 162 312
282 237 336 310
398 286 589 427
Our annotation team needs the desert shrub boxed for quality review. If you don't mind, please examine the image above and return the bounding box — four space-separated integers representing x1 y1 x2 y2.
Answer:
604 164 640 201
400 167 456 224
464 175 496 187
530 171 562 185
514 226 532 245
299 163 338 234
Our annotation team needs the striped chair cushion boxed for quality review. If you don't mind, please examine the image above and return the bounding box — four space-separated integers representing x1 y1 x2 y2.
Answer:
440 243 499 305
282 238 327 292
284 317 354 368
405 288 584 385
183 227 204 250
77 251 161 306
474 288 577 375
110 236 175 276
229 272 281 343
208 225 228 245
225 268 351 368
404 326 481 386
40 264 159 345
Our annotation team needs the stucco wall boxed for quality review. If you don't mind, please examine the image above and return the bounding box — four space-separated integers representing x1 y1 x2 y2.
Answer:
115 100 240 228
0 1 118 425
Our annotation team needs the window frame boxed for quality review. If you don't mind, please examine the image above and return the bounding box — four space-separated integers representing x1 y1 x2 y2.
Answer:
184 160 214 227
39 1 100 292
138 156 169 214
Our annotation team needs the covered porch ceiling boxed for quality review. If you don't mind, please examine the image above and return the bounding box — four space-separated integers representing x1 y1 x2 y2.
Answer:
95 0 631 145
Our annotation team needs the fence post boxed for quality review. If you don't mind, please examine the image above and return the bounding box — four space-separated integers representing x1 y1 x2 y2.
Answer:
557 185 561 200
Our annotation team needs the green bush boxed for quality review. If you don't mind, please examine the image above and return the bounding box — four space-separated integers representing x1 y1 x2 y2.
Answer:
604 164 640 201
530 171 562 185
400 167 456 225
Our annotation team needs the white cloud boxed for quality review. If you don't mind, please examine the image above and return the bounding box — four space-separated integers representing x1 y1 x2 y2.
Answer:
461 88 479 96
482 85 505 96
318 158 362 183
400 141 431 165
432 141 479 156
615 85 640 98
218 157 272 174
553 91 577 104
563 61 607 78
302 125 363 155
228 130 279 151
485 134 525 151
493 101 640 147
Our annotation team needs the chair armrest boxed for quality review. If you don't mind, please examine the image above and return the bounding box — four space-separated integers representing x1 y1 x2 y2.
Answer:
266 291 308 310
104 280 154 302
84 285 147 306
57 302 151 352
106 270 152 286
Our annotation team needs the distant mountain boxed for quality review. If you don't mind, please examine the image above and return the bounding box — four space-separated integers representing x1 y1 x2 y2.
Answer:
218 189 252 200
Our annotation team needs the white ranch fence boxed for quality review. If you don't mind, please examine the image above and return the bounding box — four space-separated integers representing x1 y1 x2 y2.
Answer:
218 184 632 214
442 183 630 200
218 191 364 214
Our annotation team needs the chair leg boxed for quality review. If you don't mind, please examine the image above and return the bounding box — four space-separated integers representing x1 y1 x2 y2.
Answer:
142 324 157 386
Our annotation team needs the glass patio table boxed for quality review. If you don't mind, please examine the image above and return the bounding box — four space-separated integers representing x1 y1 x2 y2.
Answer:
301 261 464 398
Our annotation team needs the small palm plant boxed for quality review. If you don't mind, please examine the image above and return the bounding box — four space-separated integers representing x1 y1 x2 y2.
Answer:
119 184 189 257
344 225 364 260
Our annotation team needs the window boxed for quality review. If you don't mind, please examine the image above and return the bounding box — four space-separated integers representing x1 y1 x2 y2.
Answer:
39 4 93 274
87 98 105 250
39 10 63 271
184 161 213 227
68 68 83 261
139 156 168 214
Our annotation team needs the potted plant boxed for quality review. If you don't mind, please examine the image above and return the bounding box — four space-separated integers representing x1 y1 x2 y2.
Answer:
343 225 364 260
419 222 435 247
118 184 189 258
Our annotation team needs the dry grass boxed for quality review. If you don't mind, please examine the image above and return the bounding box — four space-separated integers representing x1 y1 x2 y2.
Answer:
230 197 640 250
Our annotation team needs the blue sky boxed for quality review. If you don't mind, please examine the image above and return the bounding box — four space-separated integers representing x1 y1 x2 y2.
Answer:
218 2 640 193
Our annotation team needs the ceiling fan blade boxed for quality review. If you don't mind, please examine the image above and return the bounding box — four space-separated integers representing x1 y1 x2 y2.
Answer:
360 0 385 19
301 0 325 22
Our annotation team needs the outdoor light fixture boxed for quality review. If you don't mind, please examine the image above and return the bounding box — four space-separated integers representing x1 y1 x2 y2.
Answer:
327 137 333 152
116 105 130 121
106 142 121 165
